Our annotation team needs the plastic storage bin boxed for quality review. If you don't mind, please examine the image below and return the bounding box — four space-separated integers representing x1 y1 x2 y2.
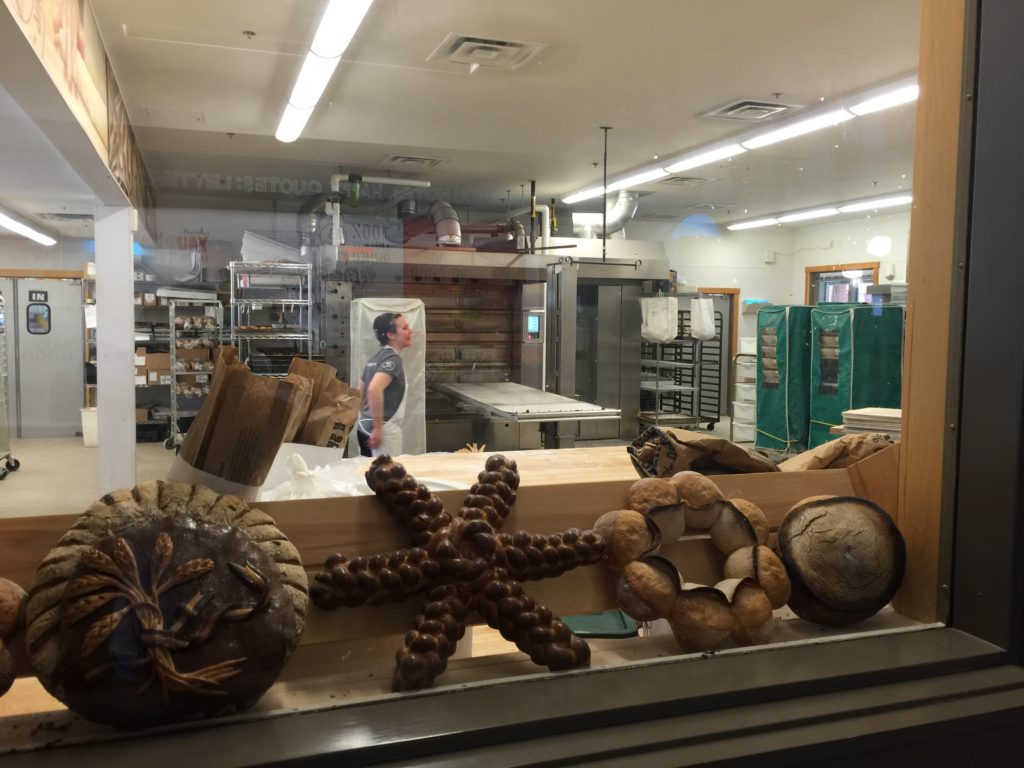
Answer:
732 422 755 442
733 400 756 422
80 407 97 447
735 382 756 403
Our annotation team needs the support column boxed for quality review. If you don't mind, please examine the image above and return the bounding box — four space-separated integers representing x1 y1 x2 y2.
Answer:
94 205 136 493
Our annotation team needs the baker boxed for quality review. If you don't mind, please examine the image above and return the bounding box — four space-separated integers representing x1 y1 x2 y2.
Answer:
356 312 413 456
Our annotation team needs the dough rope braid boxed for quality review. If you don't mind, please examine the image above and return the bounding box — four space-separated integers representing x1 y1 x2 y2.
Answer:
311 454 605 691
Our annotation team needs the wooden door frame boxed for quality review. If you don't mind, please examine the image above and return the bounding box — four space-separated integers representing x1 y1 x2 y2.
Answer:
804 261 879 304
697 286 739 360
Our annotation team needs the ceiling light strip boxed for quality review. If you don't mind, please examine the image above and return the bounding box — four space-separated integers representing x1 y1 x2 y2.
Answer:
562 75 918 205
727 193 912 231
275 0 374 143
0 212 56 246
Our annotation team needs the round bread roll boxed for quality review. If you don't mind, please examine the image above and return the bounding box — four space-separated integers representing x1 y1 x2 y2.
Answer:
0 578 27 641
709 501 759 555
669 471 722 509
668 585 733 651
0 641 13 697
626 477 678 514
647 503 687 544
723 545 791 609
24 481 309 728
776 496 905 626
616 557 680 621
717 578 774 646
683 500 727 531
593 509 660 570
730 499 769 546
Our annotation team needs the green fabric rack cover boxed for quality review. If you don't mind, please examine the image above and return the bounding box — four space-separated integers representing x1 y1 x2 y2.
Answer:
808 304 904 448
755 305 812 452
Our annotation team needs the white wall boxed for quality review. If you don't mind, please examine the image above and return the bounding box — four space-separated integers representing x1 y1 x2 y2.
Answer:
790 211 911 299
628 210 911 339
0 236 91 271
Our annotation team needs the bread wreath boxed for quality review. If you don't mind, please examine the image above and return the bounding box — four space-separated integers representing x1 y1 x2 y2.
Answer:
594 471 788 652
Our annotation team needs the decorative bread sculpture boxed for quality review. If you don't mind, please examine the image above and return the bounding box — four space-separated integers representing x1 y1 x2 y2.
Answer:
311 454 606 691
23 481 308 728
599 472 787 651
775 495 905 625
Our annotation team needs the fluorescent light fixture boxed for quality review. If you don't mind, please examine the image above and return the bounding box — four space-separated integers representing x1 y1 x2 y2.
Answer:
607 167 670 191
849 83 919 115
562 186 607 205
0 211 56 246
664 143 746 173
310 0 374 57
276 104 316 143
275 0 375 143
726 217 778 231
838 194 913 213
777 207 840 223
288 51 343 109
571 212 604 225
741 108 854 149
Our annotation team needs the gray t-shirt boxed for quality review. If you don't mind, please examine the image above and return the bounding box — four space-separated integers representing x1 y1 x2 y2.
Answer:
359 346 406 427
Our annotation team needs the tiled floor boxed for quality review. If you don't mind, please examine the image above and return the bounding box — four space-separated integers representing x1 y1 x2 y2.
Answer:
0 437 175 519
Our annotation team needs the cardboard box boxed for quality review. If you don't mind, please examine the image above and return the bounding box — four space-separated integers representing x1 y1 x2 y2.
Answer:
176 348 211 362
135 366 147 378
146 352 170 370
134 375 147 387
148 369 172 385
135 407 150 422
135 347 147 366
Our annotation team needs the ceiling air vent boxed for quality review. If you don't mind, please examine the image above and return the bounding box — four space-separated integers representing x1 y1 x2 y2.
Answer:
381 154 444 169
35 212 94 221
429 34 545 70
704 99 800 121
660 176 712 186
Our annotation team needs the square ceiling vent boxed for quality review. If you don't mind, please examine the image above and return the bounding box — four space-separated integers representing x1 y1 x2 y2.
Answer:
429 34 545 70
381 154 444 169
703 99 801 121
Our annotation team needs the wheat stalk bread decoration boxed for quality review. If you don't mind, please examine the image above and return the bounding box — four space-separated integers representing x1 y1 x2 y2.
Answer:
23 481 308 728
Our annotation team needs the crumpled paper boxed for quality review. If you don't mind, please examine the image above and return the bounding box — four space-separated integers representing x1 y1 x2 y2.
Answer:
628 426 779 478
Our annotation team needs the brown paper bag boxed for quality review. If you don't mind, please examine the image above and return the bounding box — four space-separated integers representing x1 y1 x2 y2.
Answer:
628 426 779 478
281 372 313 443
778 433 895 471
171 347 309 499
298 376 361 449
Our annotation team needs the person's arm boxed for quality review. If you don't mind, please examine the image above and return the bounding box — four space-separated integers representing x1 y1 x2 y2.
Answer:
365 371 393 449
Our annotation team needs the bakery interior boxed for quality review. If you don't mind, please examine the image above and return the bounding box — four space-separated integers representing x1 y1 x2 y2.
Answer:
3 1 1024 765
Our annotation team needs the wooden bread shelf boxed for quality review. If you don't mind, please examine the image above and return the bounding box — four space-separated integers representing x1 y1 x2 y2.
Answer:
0 443 902 752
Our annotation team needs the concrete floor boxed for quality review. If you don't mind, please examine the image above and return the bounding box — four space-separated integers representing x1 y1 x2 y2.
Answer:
0 437 175 519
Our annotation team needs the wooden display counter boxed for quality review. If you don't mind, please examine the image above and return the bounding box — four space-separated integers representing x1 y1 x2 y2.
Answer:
0 443 903 755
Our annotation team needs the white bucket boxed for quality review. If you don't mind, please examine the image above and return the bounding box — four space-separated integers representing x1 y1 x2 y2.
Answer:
81 407 98 447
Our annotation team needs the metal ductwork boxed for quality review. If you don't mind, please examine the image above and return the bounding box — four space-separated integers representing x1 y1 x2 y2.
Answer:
397 199 417 219
431 201 462 246
571 190 640 237
298 192 341 271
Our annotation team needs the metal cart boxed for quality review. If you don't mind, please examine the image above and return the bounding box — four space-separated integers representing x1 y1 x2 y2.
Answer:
165 299 222 450
0 291 22 479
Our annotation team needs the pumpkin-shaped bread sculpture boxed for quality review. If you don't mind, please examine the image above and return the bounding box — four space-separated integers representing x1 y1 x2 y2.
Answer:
24 481 308 728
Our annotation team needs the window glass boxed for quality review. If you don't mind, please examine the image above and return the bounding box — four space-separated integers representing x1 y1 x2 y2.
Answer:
25 303 50 335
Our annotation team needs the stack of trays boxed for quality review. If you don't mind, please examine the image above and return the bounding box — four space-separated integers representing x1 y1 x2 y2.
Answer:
841 407 902 440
